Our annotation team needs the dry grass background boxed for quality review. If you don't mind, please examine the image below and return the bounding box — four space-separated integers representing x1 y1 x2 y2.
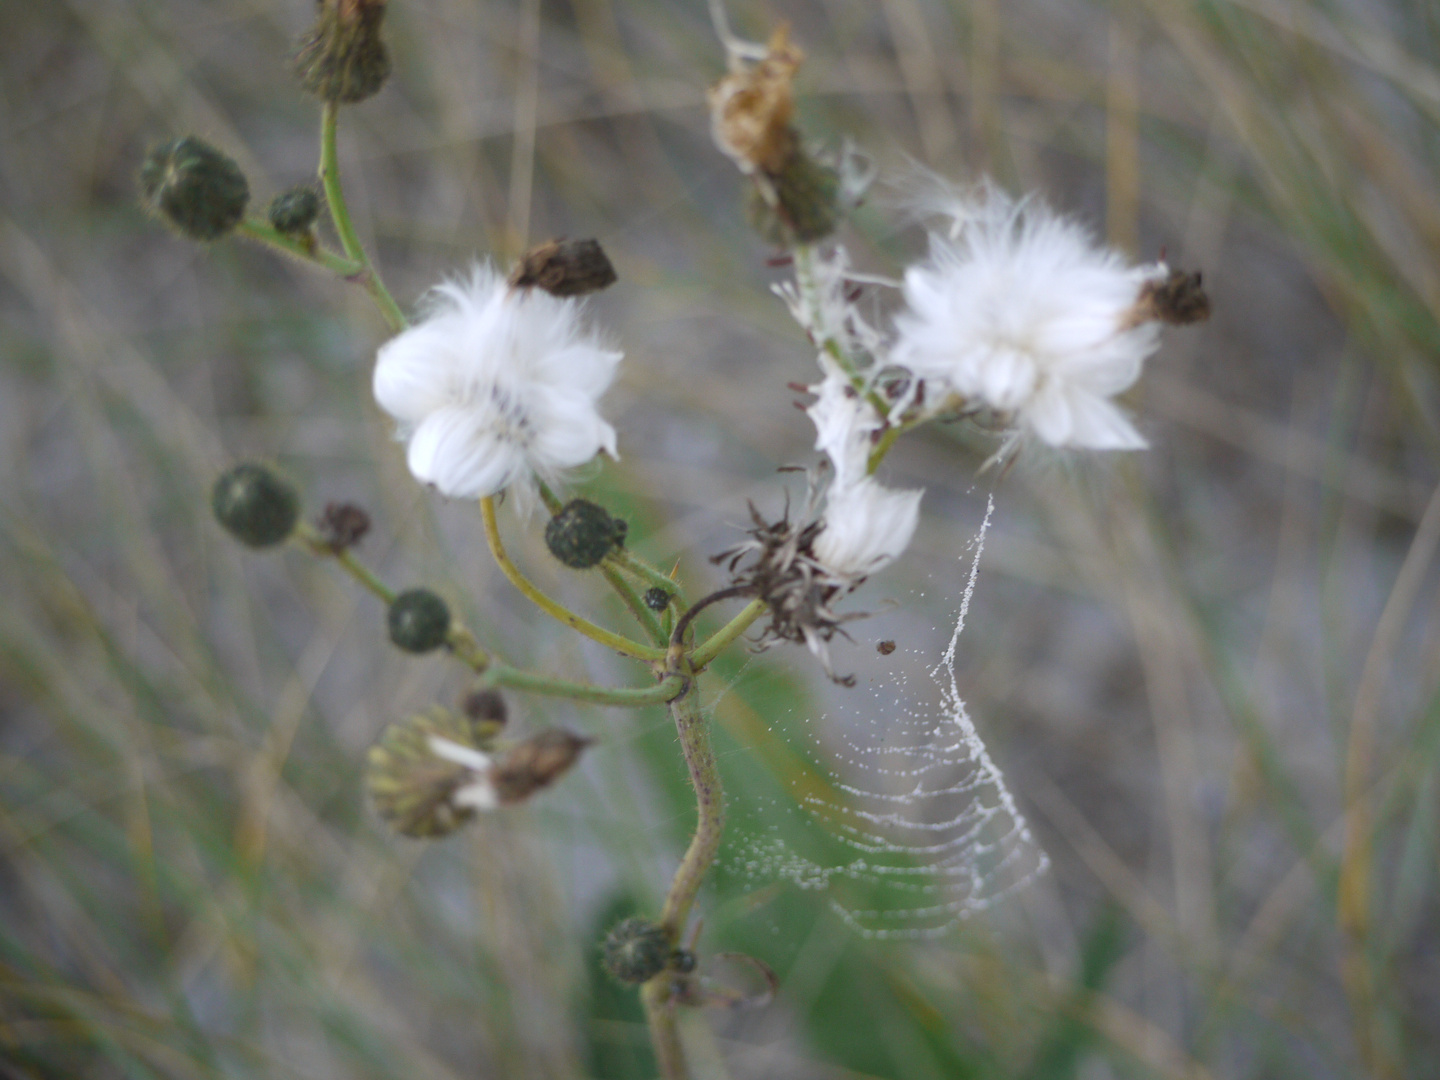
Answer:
1 0 1438 1077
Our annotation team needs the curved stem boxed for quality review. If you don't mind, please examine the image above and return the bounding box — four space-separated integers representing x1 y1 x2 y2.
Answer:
667 585 754 672
655 679 724 937
318 101 407 332
480 497 665 662
642 980 687 1080
608 548 686 610
236 219 361 277
690 598 765 671
488 665 685 707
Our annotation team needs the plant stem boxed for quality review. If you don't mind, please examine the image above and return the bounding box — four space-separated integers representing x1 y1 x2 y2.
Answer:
690 598 765 671
608 547 686 610
480 497 666 662
236 219 361 277
601 563 667 645
641 670 725 1080
318 101 407 332
792 244 889 418
488 665 686 707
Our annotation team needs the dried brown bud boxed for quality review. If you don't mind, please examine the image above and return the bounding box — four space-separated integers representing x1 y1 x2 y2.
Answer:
876 640 896 656
708 26 803 175
1131 268 1211 327
315 501 371 552
489 729 592 806
461 687 508 744
509 239 617 297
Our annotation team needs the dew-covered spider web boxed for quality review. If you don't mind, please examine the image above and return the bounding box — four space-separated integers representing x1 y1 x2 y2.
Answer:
723 497 1049 939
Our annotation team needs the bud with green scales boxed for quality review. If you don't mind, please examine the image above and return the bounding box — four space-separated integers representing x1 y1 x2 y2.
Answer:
140 137 249 242
643 586 671 611
267 186 322 235
387 589 451 653
295 0 392 104
545 499 627 569
746 149 841 248
211 463 299 548
601 917 671 984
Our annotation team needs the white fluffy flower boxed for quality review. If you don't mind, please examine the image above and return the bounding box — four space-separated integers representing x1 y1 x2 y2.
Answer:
814 476 923 578
892 185 1164 450
373 264 622 499
806 368 884 489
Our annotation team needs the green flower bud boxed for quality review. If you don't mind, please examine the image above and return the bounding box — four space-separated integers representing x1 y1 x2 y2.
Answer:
366 706 485 838
267 185 322 235
601 917 671 984
387 588 451 653
745 146 840 248
295 0 392 104
643 586 671 611
544 499 627 570
140 136 249 242
212 463 299 548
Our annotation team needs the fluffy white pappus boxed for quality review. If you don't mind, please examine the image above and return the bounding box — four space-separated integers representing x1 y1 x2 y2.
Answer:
806 369 884 489
892 185 1164 451
814 476 923 578
373 264 622 500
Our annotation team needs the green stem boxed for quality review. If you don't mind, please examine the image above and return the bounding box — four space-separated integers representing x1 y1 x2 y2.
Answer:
480 497 666 662
608 548 685 610
236 219 361 277
487 665 686 707
318 101 407 332
793 245 889 418
601 563 667 645
690 598 765 671
642 980 688 1080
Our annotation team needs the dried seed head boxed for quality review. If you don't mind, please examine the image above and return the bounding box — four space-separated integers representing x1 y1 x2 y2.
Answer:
367 707 491 838
140 136 249 242
268 185 322 235
601 917 671 984
212 463 299 548
295 0 392 104
387 589 451 653
545 499 627 569
314 501 370 552
488 729 592 805
709 25 803 175
509 239 617 297
1131 267 1211 326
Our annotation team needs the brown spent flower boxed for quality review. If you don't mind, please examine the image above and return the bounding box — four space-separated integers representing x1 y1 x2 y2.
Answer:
1127 267 1211 327
488 729 593 806
509 239 617 297
295 0 392 104
711 470 868 685
314 501 371 552
708 25 803 176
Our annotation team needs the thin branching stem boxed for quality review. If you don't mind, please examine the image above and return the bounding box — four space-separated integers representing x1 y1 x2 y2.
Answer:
236 219 360 276
480 497 666 662
318 101 407 332
690 597 766 670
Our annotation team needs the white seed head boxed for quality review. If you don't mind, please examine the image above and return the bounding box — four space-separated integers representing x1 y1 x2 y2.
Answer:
373 264 622 499
806 370 883 490
814 476 923 578
893 184 1164 451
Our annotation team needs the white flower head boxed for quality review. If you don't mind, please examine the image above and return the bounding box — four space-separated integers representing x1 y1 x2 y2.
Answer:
373 263 622 501
814 476 923 579
893 183 1166 451
806 368 883 490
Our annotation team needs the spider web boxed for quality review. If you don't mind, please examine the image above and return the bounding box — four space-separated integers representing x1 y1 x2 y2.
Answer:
725 497 1049 939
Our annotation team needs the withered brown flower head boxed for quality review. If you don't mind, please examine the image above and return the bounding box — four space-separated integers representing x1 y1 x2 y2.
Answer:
712 470 868 685
1129 267 1212 327
708 25 803 176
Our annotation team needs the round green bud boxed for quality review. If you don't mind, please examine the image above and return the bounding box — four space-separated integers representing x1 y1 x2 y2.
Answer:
746 146 840 248
601 917 671 984
139 136 250 242
267 186 321 234
212 463 299 548
544 499 627 570
643 586 671 612
295 0 392 104
366 706 482 838
387 589 451 653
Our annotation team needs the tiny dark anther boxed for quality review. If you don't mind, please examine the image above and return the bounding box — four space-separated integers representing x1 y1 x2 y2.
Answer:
509 239 617 297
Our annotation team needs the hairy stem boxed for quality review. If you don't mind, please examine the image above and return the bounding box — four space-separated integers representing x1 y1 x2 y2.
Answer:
642 979 688 1080
318 101 407 332
690 598 766 671
236 219 361 276
480 497 665 662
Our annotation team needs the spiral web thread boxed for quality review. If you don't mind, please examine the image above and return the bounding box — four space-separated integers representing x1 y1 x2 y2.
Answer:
732 496 1049 939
